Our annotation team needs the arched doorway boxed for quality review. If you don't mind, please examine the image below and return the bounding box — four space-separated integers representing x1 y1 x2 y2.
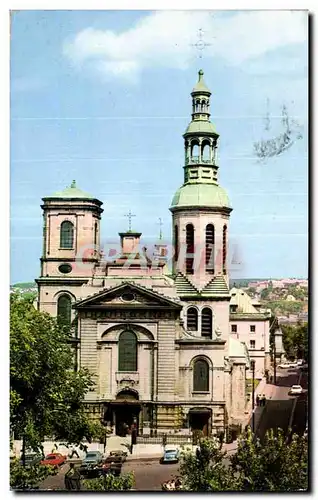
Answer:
113 389 141 437
188 407 212 436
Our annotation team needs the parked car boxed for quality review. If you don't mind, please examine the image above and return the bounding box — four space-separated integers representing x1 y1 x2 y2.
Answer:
19 452 44 467
297 359 304 366
109 450 127 462
289 385 303 395
79 451 104 477
40 453 66 468
278 363 292 369
102 455 124 476
288 362 298 368
160 447 180 464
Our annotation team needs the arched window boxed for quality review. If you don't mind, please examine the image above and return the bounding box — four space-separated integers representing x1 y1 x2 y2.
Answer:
57 294 72 327
118 331 137 372
201 308 212 338
195 100 200 112
202 142 210 162
187 307 198 331
223 225 227 274
193 359 209 392
60 221 74 249
174 225 179 263
205 224 215 273
191 142 200 162
186 224 194 275
201 100 206 112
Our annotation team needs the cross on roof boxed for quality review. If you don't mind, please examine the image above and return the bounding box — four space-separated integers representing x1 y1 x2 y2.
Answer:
124 210 136 231
191 28 213 59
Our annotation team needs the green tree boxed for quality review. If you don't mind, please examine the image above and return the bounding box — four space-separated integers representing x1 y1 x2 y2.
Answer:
179 437 237 491
10 293 95 464
231 428 308 491
178 430 308 492
83 472 134 491
10 458 56 490
281 322 308 361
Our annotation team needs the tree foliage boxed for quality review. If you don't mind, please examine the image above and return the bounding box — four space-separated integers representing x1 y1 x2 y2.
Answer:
10 458 56 490
281 322 308 361
179 438 237 491
10 293 95 453
231 428 308 491
83 472 134 491
178 429 308 492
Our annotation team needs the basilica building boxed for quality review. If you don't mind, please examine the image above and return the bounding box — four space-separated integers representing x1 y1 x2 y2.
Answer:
36 70 252 437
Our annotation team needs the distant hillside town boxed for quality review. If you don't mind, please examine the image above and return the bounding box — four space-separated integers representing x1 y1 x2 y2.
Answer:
10 278 308 328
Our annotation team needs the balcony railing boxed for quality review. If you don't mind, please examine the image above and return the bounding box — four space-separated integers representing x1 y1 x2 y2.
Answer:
185 157 214 165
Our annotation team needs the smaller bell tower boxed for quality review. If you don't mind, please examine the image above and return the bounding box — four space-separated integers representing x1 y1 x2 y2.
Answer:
39 180 103 279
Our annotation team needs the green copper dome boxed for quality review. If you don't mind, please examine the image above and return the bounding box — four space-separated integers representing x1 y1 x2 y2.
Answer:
44 180 94 200
170 183 231 210
184 120 218 136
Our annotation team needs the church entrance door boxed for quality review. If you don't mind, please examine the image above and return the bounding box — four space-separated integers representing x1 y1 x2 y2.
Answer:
113 389 141 437
189 408 212 436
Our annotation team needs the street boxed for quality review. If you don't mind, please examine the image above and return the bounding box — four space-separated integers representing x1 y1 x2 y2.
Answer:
39 367 308 491
256 366 308 442
123 459 179 491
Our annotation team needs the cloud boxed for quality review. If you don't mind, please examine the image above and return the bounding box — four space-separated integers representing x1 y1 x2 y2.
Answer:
63 10 307 82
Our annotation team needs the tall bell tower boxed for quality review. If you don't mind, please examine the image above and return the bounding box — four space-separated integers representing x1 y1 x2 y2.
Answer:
170 70 232 289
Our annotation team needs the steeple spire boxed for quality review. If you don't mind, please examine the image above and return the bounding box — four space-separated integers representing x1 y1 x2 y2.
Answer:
183 70 219 185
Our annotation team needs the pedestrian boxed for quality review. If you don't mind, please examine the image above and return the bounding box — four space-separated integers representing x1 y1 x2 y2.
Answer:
262 394 267 406
256 394 260 406
64 463 81 490
69 444 79 459
162 433 167 448
259 395 264 407
51 443 58 454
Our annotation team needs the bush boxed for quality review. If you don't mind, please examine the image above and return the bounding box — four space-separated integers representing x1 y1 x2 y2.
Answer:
83 472 134 491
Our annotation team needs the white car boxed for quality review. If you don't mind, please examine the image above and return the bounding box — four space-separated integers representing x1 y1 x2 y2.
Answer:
288 362 298 368
289 385 303 395
278 363 292 369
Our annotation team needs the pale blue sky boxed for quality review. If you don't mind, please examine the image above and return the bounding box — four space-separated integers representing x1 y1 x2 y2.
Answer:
10 10 308 283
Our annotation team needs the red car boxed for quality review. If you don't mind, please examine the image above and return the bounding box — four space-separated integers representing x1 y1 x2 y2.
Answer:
40 453 66 468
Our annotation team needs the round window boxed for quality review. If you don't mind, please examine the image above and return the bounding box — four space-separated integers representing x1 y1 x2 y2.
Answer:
121 292 135 302
58 263 72 274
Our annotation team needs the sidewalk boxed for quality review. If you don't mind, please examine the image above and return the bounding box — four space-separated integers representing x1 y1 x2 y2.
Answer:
222 378 278 455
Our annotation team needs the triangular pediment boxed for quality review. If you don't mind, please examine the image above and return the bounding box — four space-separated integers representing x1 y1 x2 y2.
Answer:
74 281 182 310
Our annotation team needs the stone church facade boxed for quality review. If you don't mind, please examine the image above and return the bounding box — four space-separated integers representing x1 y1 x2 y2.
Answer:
36 71 250 437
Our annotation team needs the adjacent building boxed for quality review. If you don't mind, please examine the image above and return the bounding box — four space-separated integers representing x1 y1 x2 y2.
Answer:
229 288 271 379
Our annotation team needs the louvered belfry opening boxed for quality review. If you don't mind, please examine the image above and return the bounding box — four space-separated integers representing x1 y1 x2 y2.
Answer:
201 308 212 338
205 224 215 273
187 307 198 331
174 225 179 263
186 224 194 274
223 225 227 274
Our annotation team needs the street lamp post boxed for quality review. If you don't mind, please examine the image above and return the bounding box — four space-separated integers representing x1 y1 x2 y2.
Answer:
273 340 277 385
251 360 255 433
